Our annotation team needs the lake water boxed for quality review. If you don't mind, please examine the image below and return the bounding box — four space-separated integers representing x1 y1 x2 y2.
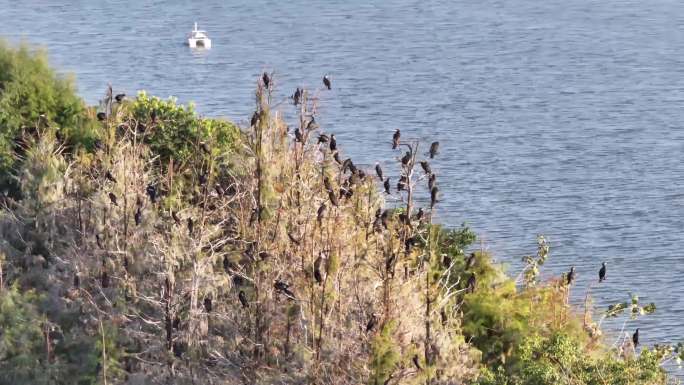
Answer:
1 0 683 374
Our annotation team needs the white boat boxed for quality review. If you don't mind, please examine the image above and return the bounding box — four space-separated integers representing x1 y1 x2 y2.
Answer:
187 22 211 49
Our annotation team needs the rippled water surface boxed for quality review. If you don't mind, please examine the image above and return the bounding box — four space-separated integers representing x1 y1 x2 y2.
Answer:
2 0 684 373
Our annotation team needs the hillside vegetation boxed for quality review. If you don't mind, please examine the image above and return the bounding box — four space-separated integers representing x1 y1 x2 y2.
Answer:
0 42 678 385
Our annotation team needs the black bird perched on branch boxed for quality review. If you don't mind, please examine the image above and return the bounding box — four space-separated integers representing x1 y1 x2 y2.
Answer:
397 175 407 192
383 178 391 194
598 262 606 283
317 203 327 223
199 172 208 186
293 88 302 105
375 164 384 181
172 211 181 226
105 170 117 183
314 255 324 284
428 173 436 190
323 75 331 90
73 273 80 289
566 266 575 285
187 218 194 235
386 253 396 275
223 255 231 273
430 186 439 209
262 72 271 89
146 184 157 203
108 192 118 206
274 280 296 299
114 93 126 103
306 116 319 130
632 328 639 347
328 190 339 207
239 290 249 308
342 158 353 173
204 297 212 313
420 160 431 175
392 129 400 149
318 134 329 144
466 273 477 293
401 151 412 166
366 313 378 333
330 134 337 151
412 355 422 371
294 128 304 142
97 112 106 121
135 207 142 226
429 141 439 158
414 208 424 222
250 111 259 127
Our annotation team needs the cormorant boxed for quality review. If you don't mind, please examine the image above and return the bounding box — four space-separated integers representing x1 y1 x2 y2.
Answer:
401 151 411 166
187 217 194 235
383 178 391 194
97 112 106 121
599 262 606 283
146 184 157 203
342 158 353 173
333 151 342 164
287 232 301 246
306 116 319 130
318 134 329 144
566 266 575 285
430 186 438 209
199 172 208 186
239 290 249 308
466 273 476 293
323 75 331 90
412 355 422 371
101 269 109 288
172 211 181 226
108 192 118 206
317 203 327 223
105 171 117 183
223 255 231 273
214 184 225 196
375 164 384 181
262 72 271 89
295 128 304 142
428 173 436 190
173 341 184 358
366 313 378 332
274 280 296 299
328 190 339 207
392 129 400 149
96 234 104 249
465 252 476 270
293 88 302 105
250 111 259 127
330 134 337 151
314 255 323 284
632 328 639 347
420 161 431 175
397 175 407 192
386 253 396 274
134 207 142 226
442 254 452 268
203 297 212 313
73 273 80 288
324 176 333 193
414 208 424 221
441 308 448 325
429 141 439 158
115 93 126 103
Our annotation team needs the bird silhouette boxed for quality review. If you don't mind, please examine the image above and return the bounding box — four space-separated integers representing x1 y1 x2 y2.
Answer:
430 186 439 209
599 262 607 283
632 328 639 347
428 173 437 190
306 116 319 130
375 164 384 181
73 273 80 288
330 134 337 151
429 141 439 158
414 208 424 222
328 190 339 207
105 170 117 183
314 255 323 284
293 88 302 105
101 268 109 288
114 93 126 103
566 266 575 285
386 254 396 274
172 211 181 226
318 134 329 144
366 313 378 332
323 176 333 193
317 203 327 223
420 161 431 175
392 129 400 149
108 192 118 206
262 72 271 89
295 128 304 142
323 75 331 90
187 218 194 235
333 151 342 164
274 280 296 299
239 290 249 308
465 252 476 270
383 178 391 194
97 112 106 121
135 207 142 226
251 111 259 127
413 355 422 371
401 151 412 166
466 273 477 293
204 297 212 313
199 173 208 186
146 184 157 203
397 175 407 192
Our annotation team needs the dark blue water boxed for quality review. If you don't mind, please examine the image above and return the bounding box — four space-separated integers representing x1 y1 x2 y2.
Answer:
2 0 683 373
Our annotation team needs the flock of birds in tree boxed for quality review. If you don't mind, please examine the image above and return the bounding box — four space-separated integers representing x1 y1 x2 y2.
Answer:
87 74 641 358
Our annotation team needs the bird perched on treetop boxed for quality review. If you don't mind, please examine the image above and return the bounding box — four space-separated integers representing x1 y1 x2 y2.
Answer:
420 160 431 175
429 141 439 158
566 266 576 285
375 164 383 181
293 87 302 105
323 75 331 90
108 192 118 206
262 72 271 89
599 262 607 283
383 178 391 194
632 328 639 347
330 134 337 152
392 129 400 149
239 290 249 308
